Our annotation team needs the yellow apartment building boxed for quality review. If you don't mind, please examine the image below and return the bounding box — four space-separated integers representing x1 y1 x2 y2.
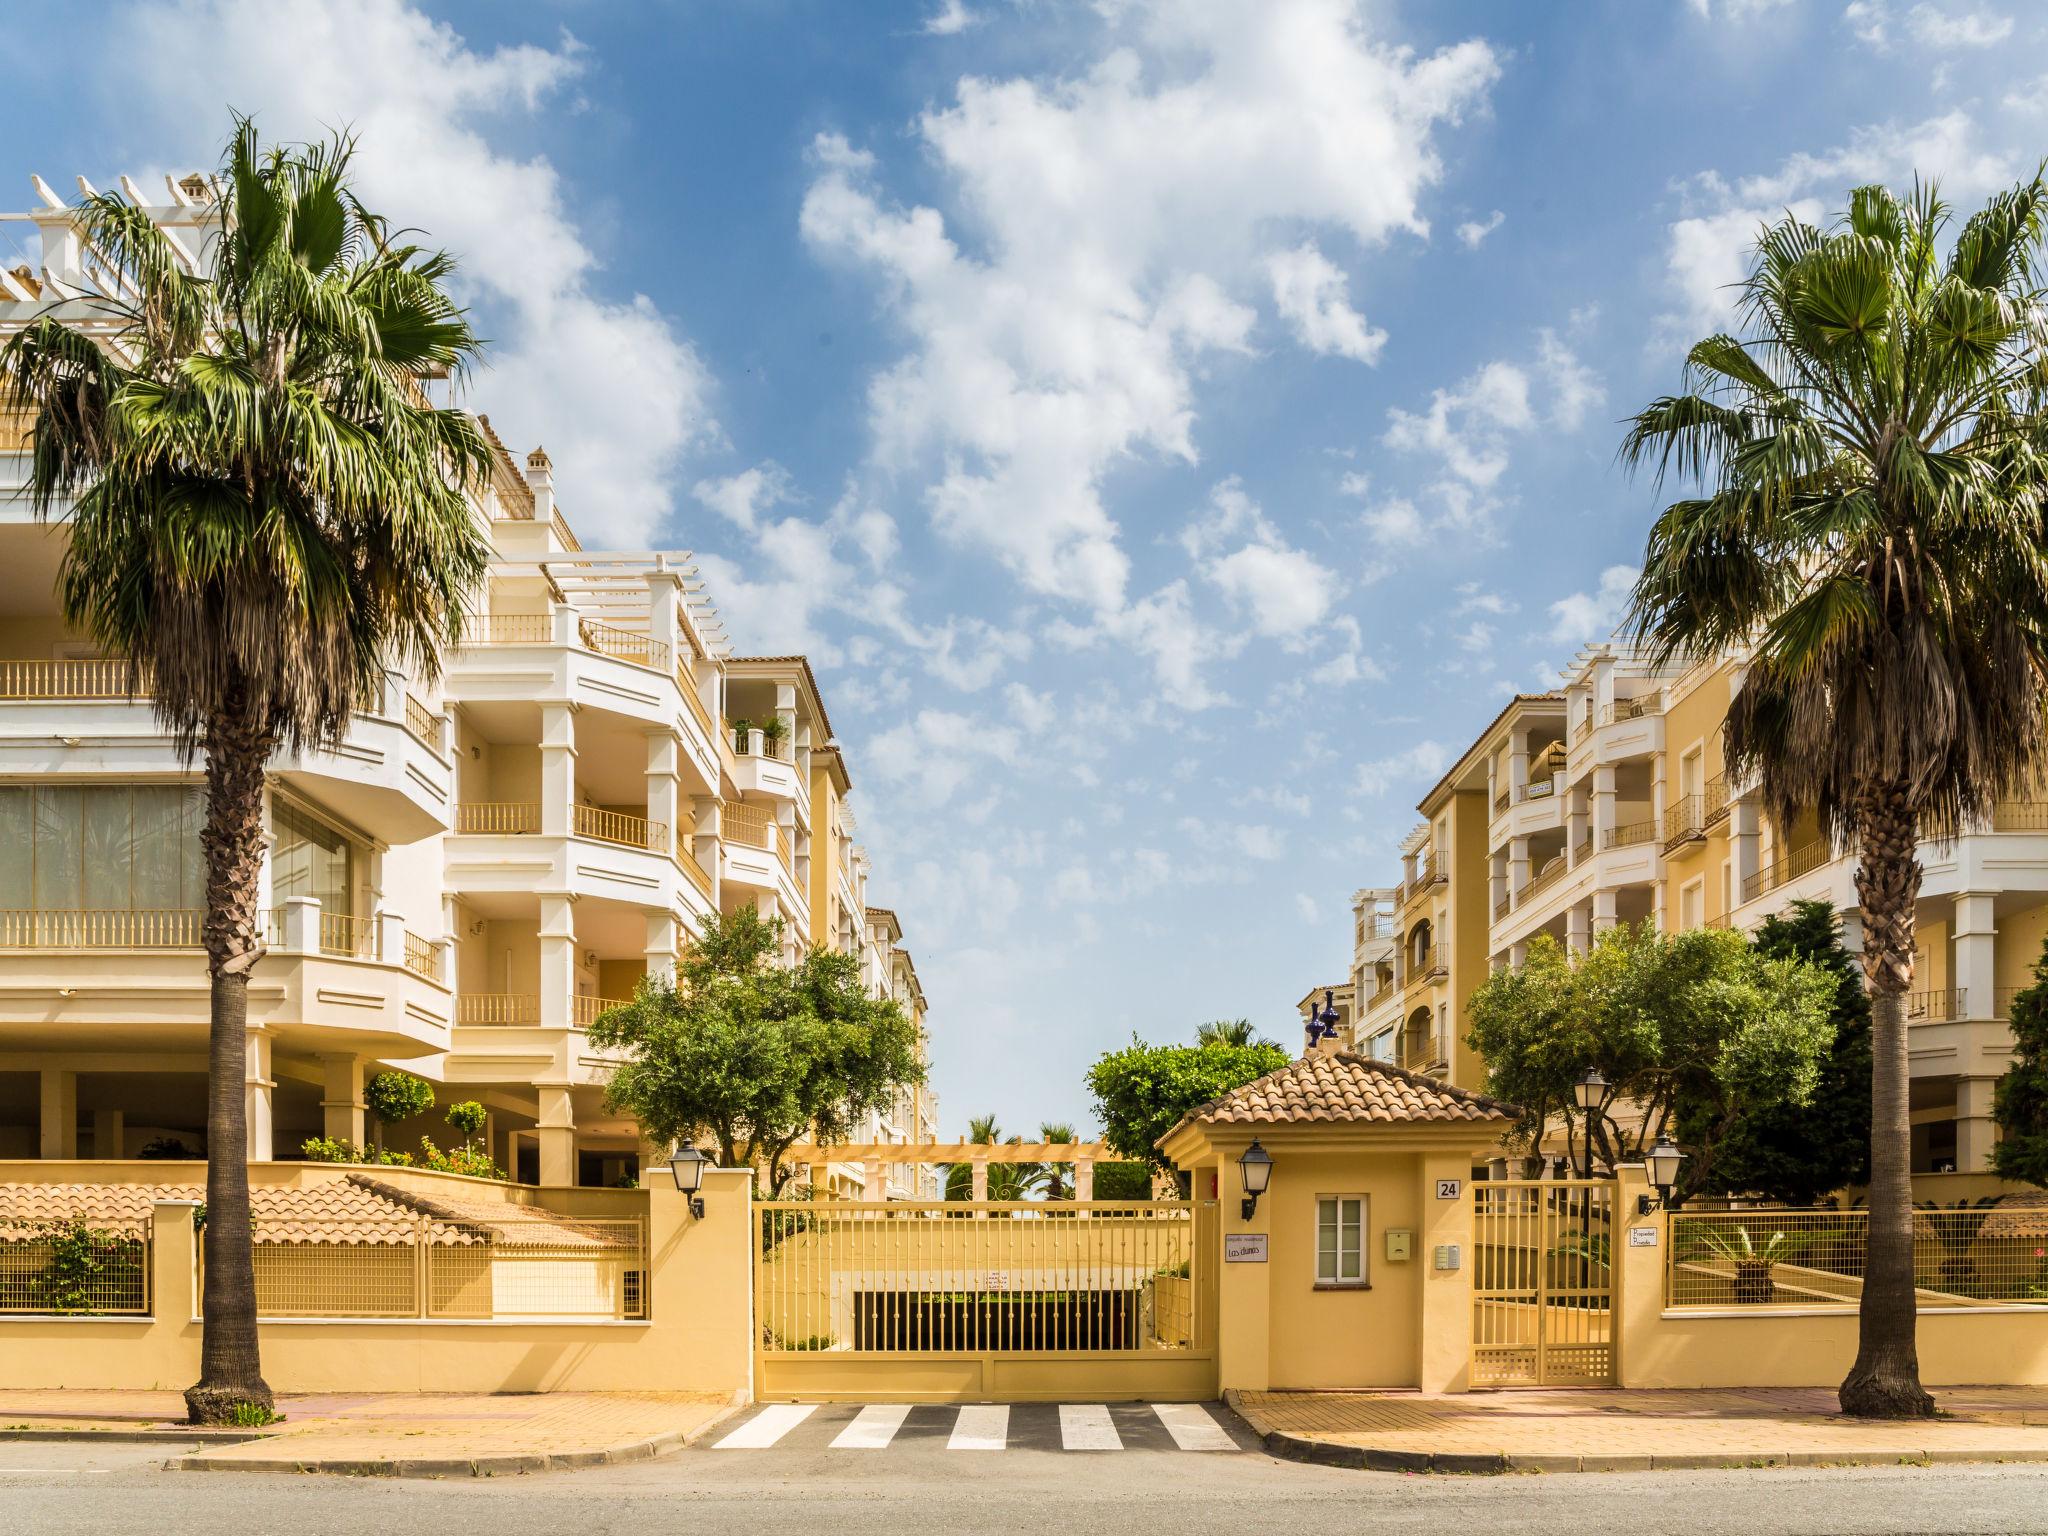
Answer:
1331 638 2043 1177
0 177 933 1192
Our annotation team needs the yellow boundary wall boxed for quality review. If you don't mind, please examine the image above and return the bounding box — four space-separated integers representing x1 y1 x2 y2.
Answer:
0 1167 752 1396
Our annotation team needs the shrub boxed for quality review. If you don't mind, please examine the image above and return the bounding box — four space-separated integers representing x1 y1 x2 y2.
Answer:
444 1100 487 1143
137 1136 196 1160
299 1136 412 1167
364 1070 435 1127
417 1137 506 1181
32 1218 144 1314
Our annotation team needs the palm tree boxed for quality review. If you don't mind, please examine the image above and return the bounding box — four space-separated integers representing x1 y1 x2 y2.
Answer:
1030 1121 1078 1200
1622 176 2048 1418
1195 1018 1258 1047
0 123 489 1422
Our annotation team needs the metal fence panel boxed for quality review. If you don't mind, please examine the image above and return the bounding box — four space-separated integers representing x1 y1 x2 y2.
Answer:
0 1224 151 1315
1471 1179 1615 1386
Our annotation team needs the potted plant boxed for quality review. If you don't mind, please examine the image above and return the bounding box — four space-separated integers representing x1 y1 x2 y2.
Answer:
759 714 789 759
730 717 754 753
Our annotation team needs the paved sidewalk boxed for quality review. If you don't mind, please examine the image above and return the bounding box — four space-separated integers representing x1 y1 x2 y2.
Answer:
1227 1386 2048 1473
0 1389 743 1475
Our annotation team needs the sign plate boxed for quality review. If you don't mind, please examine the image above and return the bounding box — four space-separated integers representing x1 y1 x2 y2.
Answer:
1224 1234 1268 1263
1436 1178 1463 1200
1628 1227 1659 1248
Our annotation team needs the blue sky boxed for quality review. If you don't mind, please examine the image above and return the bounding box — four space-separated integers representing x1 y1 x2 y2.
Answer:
4 0 2045 1136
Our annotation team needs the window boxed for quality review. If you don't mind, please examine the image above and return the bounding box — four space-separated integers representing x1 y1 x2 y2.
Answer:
1680 879 1704 930
0 784 204 913
272 799 360 919
1315 1195 1366 1287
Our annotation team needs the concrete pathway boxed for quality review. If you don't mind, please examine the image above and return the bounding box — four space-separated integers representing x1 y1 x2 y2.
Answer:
0 1389 741 1475
1228 1385 2048 1472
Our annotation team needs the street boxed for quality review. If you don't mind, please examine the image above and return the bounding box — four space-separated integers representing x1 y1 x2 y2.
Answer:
5 1435 2048 1535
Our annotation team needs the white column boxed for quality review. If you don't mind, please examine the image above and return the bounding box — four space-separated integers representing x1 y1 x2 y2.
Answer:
1075 1159 1094 1201
692 797 720 903
1509 835 1530 897
376 908 406 968
38 1069 76 1159
1508 730 1530 801
321 1055 365 1144
1593 765 1617 848
646 563 684 673
540 702 576 838
244 1027 274 1163
971 1158 990 1201
1566 902 1591 955
1731 795 1761 900
540 892 577 1031
1592 888 1618 935
645 908 680 986
1953 892 1996 1022
537 1084 576 1187
646 732 680 857
1956 1076 1999 1172
92 1108 124 1159
281 896 320 954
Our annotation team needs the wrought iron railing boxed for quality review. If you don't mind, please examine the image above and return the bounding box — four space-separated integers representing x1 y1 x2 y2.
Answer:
1740 838 1836 902
1603 820 1657 850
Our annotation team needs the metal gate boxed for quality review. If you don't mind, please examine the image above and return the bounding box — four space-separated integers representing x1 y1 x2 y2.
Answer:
754 1199 1219 1402
1471 1179 1616 1386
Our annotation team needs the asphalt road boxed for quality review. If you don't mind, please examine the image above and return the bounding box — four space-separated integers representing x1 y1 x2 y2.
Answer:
5 1435 2048 1535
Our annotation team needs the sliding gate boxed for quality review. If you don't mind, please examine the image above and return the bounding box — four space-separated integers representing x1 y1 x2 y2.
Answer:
1471 1179 1617 1386
754 1199 1218 1402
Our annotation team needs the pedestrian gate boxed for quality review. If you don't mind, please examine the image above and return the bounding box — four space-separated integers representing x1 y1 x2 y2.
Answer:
754 1199 1219 1402
1471 1179 1617 1386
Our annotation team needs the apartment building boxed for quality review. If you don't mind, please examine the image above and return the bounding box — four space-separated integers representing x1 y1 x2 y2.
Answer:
1331 638 2045 1176
0 175 933 1191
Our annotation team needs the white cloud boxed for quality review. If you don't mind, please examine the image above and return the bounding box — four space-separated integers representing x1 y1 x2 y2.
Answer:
1182 479 1342 650
801 0 1499 693
1847 3 2014 49
120 0 716 548
1384 360 1532 489
1265 242 1386 363
1453 582 1515 616
923 0 979 36
1688 0 1796 14
1456 210 1505 248
1251 785 1313 817
865 708 1024 806
1294 892 1321 925
691 462 795 532
1549 564 1639 644
1353 740 1449 797
1536 328 1605 432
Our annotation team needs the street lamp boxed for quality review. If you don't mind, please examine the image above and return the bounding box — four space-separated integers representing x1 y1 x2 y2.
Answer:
668 1144 708 1219
1573 1069 1607 1179
1638 1134 1688 1215
1238 1139 1273 1222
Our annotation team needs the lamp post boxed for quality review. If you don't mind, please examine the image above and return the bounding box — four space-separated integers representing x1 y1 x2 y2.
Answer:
668 1143 708 1219
1638 1134 1689 1216
1572 1069 1607 1179
1238 1139 1272 1222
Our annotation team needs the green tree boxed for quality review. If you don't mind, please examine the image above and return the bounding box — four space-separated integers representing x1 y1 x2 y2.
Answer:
588 906 924 1194
1194 1019 1259 1047
364 1070 434 1157
1991 936 2048 1187
1030 1121 1078 1200
1690 902 1873 1205
1085 1037 1291 1177
943 1115 1033 1201
1464 925 1836 1183
1090 1160 1156 1200
0 124 490 1423
1621 176 2048 1415
444 1100 487 1150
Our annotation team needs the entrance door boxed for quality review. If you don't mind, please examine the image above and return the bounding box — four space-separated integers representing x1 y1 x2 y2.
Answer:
1471 1179 1616 1386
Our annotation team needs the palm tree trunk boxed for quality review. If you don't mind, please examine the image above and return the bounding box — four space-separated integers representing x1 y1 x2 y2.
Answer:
1839 782 1934 1419
183 687 276 1424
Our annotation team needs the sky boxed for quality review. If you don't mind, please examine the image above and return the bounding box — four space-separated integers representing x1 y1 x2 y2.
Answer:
4 0 2045 1137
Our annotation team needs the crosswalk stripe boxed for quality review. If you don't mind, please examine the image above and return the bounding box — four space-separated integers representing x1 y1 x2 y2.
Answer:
831 1402 913 1449
715 1403 815 1448
1150 1402 1236 1451
947 1403 1010 1450
1058 1403 1122 1451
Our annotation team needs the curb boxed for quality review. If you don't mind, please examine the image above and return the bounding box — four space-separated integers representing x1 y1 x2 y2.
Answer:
163 1393 755 1479
1217 1393 2048 1477
0 1428 261 1447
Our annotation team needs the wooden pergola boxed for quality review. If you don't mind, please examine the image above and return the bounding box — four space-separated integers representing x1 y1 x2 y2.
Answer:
784 1142 1122 1200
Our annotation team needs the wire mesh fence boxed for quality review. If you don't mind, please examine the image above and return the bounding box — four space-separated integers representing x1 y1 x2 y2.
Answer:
0 1220 151 1315
241 1214 647 1320
1668 1208 2048 1309
755 1201 1200 1355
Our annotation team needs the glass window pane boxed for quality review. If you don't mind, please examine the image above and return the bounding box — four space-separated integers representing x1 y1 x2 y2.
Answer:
81 787 133 908
0 788 31 908
32 787 82 910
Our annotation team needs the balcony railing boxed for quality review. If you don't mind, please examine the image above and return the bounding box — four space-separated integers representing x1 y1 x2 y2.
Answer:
0 908 199 948
463 613 552 646
1600 695 1663 727
729 720 794 761
455 993 541 1026
572 995 633 1029
0 657 144 699
1523 856 1569 902
1662 794 1707 852
573 803 669 853
1704 772 1731 828
454 801 540 835
1518 778 1558 802
318 911 378 960
1395 1030 1446 1072
678 847 715 901
1603 819 1657 850
1406 945 1448 985
402 931 440 979
1905 989 1965 1023
577 617 670 672
1992 802 2048 832
1740 837 1836 902
1493 788 1510 815
721 798 777 852
1573 833 1593 863
403 693 442 747
1493 894 1509 920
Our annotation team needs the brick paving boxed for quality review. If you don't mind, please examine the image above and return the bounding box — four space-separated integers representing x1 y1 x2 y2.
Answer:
0 1389 739 1473
1229 1386 2048 1471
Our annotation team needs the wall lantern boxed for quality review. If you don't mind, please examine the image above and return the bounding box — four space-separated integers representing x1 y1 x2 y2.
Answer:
1638 1134 1688 1216
1238 1139 1273 1221
668 1144 708 1218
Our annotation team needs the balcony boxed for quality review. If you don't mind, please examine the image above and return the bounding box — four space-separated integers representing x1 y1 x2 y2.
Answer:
1703 772 1731 829
1905 989 1965 1024
1405 945 1448 987
447 798 684 908
1523 855 1569 902
0 659 454 839
1603 820 1657 851
1396 1029 1447 1073
1741 837 1836 903
1661 794 1707 853
573 803 669 853
456 801 540 835
726 720 805 802
0 907 199 949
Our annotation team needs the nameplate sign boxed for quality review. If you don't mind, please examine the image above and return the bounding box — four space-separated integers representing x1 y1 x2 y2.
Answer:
1224 1234 1268 1263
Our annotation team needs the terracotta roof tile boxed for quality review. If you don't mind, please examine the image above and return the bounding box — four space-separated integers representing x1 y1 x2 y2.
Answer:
1167 1052 1520 1138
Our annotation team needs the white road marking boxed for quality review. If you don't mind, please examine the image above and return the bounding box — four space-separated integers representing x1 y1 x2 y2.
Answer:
947 1403 1009 1450
714 1403 816 1448
1058 1403 1122 1451
831 1403 913 1449
1150 1403 1236 1451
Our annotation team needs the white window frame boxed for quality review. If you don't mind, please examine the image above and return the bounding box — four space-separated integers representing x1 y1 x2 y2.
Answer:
1315 1194 1368 1288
